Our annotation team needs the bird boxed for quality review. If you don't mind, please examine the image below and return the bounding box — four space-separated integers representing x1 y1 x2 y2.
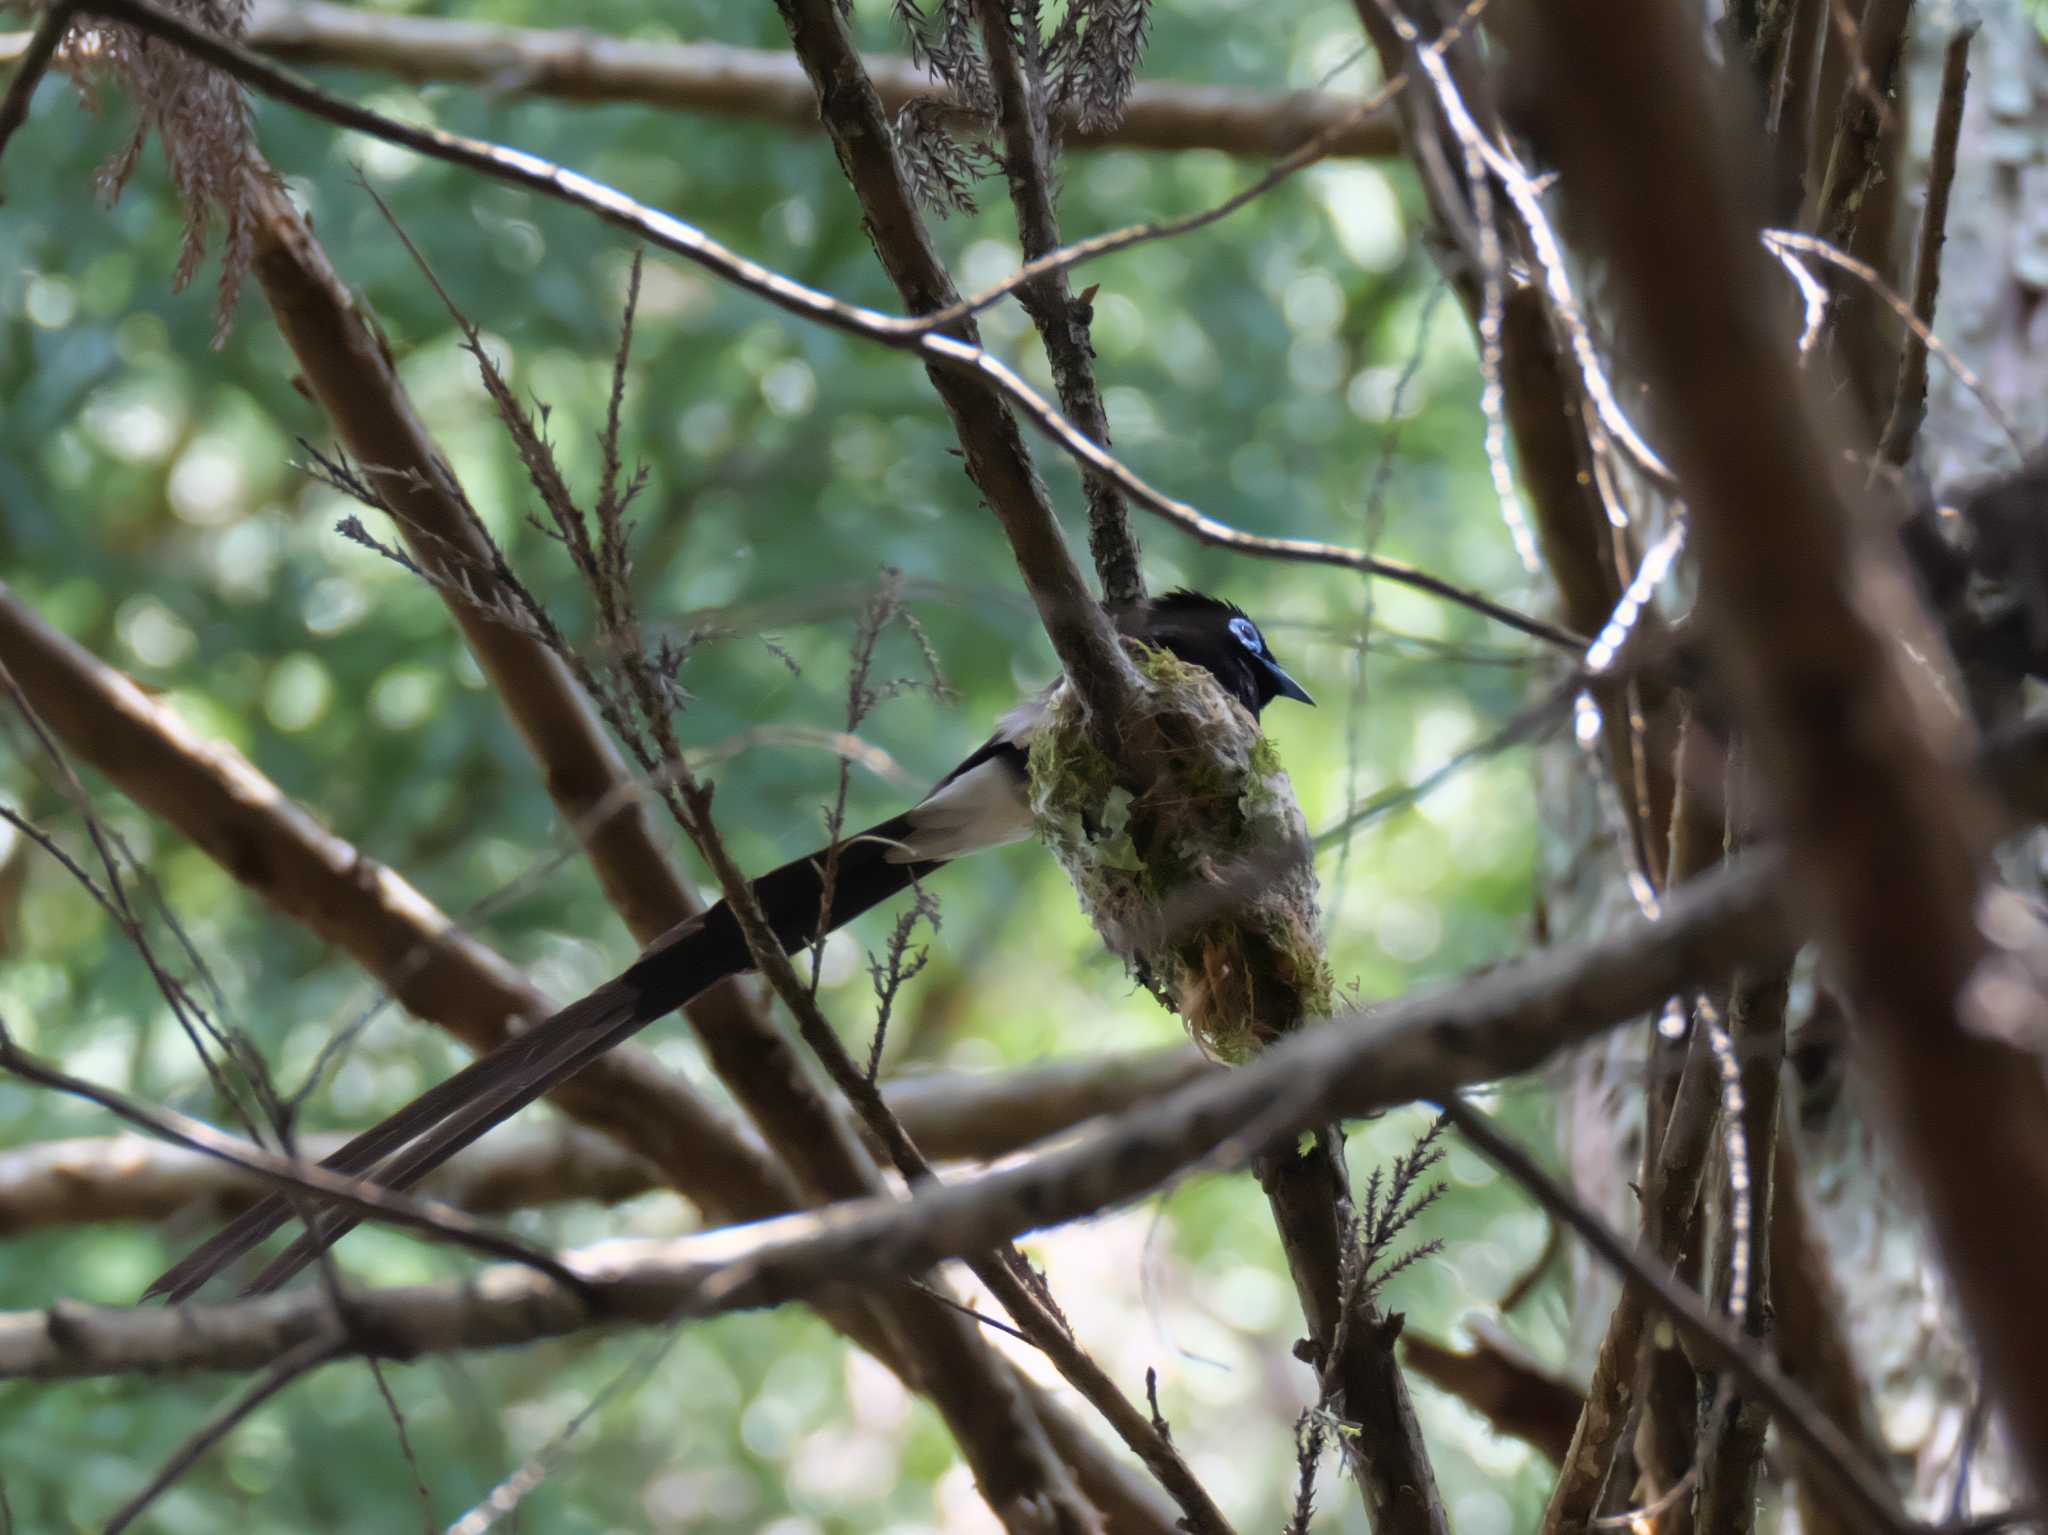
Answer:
146 590 1313 1301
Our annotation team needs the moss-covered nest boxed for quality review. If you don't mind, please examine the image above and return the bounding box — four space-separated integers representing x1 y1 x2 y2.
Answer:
1026 641 1333 1063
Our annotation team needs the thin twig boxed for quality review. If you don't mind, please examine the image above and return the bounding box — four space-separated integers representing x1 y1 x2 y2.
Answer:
1314 679 1575 850
365 203 1108 1533
0 663 257 1136
0 1025 597 1298
0 1053 1216 1232
364 1356 437 1533
1518 0 2048 1498
1438 1097 1911 1535
446 1325 686 1534
0 0 78 172
1371 0 1541 567
1877 26 1974 468
972 0 1143 604
0 580 792 1231
1811 0 1912 256
103 1333 343 1534
1693 964 1789 1532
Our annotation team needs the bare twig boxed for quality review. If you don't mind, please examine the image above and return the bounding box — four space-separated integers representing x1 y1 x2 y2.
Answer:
972 0 1142 604
1440 1097 1910 1535
103 1333 343 1534
0 1124 663 1230
0 1027 594 1296
796 0 1156 745
1877 26 1974 468
0 588 1157 1530
241 169 704 950
1765 228 2022 458
1694 966 1790 1533
362 1356 436 1533
0 660 259 1136
358 215 1110 1534
1345 0 1687 923
0 1052 1215 1232
1811 0 1912 257
446 1325 685 1534
0 582 789 1222
733 35 1390 1522
0 0 78 170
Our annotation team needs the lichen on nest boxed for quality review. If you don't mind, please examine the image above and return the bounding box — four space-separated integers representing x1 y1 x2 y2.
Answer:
1026 641 1334 1063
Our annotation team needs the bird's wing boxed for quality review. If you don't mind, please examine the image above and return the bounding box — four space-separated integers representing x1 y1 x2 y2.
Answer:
885 684 1052 863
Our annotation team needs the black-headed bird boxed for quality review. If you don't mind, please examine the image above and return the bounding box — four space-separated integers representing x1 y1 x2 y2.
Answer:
149 590 1313 1300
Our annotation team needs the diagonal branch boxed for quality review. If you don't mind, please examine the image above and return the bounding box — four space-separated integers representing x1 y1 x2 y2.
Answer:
1440 1098 1907 1535
238 176 697 952
0 1030 592 1296
0 1050 1212 1232
0 0 78 163
1876 25 1974 468
973 0 1142 605
0 524 1162 1532
4 846 1809 1385
775 0 1143 743
0 580 786 1215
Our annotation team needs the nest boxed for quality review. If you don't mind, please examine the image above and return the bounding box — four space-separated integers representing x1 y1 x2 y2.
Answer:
1027 642 1333 1063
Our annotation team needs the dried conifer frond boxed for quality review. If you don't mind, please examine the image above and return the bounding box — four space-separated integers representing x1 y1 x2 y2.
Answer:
894 96 1000 218
1286 1407 1329 1535
1045 0 1152 132
58 0 268 346
893 0 994 105
1354 1114 1450 1302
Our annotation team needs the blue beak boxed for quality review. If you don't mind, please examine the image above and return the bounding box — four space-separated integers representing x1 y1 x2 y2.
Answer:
1263 657 1315 706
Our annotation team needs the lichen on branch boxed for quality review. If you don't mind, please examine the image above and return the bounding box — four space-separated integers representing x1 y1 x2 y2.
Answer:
1027 641 1332 1063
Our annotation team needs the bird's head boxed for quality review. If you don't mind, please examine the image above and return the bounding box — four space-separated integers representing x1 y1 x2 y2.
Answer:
1130 590 1315 717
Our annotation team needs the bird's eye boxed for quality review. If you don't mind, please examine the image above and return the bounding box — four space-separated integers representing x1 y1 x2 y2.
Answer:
1228 616 1262 653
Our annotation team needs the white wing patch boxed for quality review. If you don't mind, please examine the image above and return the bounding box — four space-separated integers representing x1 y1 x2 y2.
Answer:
883 681 1058 864
994 683 1057 746
889 757 1035 863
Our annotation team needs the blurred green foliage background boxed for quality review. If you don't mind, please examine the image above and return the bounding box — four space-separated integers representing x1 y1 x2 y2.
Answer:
0 0 1571 1528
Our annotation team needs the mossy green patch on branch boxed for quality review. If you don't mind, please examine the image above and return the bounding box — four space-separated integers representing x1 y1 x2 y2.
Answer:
1027 642 1333 1064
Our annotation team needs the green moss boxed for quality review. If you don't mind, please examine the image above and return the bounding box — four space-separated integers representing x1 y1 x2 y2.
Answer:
1026 640 1333 1064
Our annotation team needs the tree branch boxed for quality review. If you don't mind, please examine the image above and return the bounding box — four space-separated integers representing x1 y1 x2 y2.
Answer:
0 581 786 1218
0 1031 593 1297
0 0 1407 160
972 0 1143 606
1513 0 2048 1496
1876 25 1974 468
1441 1098 1909 1535
0 0 77 164
775 0 1145 747
0 1050 1214 1233
3 849 1800 1384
